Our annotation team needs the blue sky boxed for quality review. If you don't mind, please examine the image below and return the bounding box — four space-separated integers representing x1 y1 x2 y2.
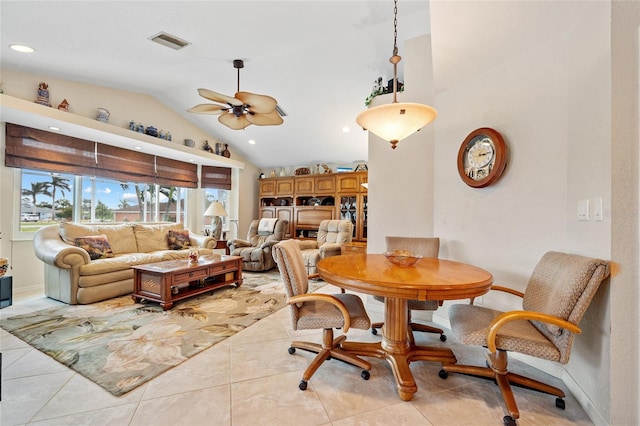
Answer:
22 171 167 210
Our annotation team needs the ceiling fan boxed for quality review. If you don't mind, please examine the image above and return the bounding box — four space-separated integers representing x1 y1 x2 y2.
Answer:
187 59 283 130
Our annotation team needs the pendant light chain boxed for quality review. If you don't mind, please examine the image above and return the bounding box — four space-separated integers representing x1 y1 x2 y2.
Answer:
393 0 398 57
391 0 399 103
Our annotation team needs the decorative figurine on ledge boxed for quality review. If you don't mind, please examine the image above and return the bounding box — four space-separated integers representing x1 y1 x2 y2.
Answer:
203 140 214 153
321 163 333 174
57 99 69 112
35 82 51 106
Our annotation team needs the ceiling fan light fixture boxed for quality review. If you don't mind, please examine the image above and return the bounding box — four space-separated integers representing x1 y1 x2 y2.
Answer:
188 59 283 130
356 0 437 149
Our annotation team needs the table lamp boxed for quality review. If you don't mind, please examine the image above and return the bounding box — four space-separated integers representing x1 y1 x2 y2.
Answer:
204 201 228 240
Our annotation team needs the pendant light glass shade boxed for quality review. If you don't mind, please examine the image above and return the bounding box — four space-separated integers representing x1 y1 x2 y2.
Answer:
357 0 437 149
356 102 437 149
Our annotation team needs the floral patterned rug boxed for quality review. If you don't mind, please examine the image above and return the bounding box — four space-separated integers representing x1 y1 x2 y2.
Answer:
1 270 311 397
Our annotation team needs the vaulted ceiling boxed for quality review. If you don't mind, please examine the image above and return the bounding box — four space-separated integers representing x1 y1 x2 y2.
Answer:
1 1 430 170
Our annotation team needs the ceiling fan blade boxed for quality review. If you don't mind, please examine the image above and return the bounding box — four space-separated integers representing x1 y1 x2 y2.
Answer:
187 104 227 114
246 110 284 126
235 91 277 114
198 88 242 106
218 112 252 130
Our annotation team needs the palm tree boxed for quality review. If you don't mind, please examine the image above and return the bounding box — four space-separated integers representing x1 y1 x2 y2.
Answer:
159 186 177 221
118 199 131 209
21 182 51 210
47 176 71 221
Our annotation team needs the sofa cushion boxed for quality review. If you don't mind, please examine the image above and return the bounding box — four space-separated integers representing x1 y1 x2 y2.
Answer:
74 234 114 260
167 229 191 250
133 223 183 253
60 222 137 255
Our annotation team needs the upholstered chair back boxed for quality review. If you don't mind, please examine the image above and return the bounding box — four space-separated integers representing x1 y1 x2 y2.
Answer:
273 240 310 329
385 236 440 258
522 251 610 363
317 220 353 245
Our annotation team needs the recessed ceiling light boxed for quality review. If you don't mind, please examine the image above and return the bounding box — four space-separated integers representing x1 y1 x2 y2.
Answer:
134 146 142 150
248 139 256 145
342 126 350 133
10 44 34 53
48 126 60 131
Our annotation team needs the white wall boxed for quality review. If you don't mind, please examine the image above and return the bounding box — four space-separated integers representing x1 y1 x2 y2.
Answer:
0 70 260 295
367 1 637 424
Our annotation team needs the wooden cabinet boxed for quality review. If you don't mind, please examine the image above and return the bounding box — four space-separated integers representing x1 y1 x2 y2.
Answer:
295 175 335 195
294 206 335 238
258 171 367 241
337 171 367 193
260 177 294 197
337 193 368 241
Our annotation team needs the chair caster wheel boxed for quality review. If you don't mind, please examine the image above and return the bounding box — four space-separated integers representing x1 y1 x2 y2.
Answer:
438 369 448 379
371 327 378 335
299 380 308 390
440 334 447 342
503 415 517 426
555 398 566 410
288 347 296 355
361 370 370 380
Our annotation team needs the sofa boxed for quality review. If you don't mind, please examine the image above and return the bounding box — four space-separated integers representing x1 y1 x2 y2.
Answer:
227 218 288 271
33 222 216 305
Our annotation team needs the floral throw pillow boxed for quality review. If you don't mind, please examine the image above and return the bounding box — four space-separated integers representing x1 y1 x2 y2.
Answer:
74 234 114 260
167 229 191 250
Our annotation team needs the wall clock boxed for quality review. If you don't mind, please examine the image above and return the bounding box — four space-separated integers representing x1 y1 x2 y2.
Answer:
457 127 508 188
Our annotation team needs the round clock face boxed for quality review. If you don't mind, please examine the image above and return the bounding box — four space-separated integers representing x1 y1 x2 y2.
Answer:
457 128 507 188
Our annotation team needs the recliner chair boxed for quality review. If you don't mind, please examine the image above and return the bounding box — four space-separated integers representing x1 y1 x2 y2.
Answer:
295 219 353 275
227 218 288 271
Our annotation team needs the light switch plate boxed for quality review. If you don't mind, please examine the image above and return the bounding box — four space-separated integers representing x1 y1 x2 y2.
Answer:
578 199 590 220
594 198 603 221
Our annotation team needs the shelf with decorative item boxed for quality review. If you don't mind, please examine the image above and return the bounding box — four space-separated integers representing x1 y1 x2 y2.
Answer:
364 77 404 107
0 94 244 169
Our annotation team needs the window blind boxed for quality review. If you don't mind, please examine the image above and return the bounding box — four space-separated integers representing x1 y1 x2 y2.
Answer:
201 165 232 190
6 123 198 188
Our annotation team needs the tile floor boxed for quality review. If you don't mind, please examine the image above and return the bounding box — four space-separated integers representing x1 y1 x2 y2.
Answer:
1 284 593 426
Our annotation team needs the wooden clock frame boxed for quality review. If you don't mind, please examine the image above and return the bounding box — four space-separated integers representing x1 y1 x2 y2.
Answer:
457 127 508 188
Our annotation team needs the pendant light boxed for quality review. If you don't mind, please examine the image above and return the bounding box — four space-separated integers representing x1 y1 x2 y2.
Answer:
356 0 437 149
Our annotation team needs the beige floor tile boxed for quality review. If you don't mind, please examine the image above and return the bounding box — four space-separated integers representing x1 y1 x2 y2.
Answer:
2 347 70 380
230 370 329 426
142 341 232 400
229 336 307 383
1 371 74 425
28 403 138 426
31 373 146 422
331 401 434 425
132 385 231 426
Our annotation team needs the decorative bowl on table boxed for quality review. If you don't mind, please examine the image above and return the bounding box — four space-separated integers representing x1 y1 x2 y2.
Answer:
383 250 422 267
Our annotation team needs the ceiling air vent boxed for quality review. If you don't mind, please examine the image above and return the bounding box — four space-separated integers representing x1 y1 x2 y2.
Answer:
275 104 288 117
149 32 191 50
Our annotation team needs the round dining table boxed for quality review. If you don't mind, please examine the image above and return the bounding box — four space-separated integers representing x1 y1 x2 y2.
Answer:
317 253 493 401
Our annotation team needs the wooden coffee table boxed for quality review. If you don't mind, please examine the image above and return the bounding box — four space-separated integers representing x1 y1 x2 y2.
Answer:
131 254 243 310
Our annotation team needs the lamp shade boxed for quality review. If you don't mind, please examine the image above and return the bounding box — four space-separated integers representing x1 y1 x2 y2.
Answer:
204 201 228 217
356 102 437 149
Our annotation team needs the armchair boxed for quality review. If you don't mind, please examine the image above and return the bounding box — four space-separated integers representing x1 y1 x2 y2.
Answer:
439 251 610 425
296 219 353 275
227 218 288 271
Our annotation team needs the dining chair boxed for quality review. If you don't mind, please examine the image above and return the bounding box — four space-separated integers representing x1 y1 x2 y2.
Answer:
439 251 610 426
371 236 446 343
272 239 372 390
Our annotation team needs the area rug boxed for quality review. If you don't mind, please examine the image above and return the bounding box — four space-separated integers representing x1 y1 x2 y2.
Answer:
1 271 317 397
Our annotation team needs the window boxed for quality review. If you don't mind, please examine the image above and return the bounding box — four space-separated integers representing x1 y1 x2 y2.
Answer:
20 169 187 232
